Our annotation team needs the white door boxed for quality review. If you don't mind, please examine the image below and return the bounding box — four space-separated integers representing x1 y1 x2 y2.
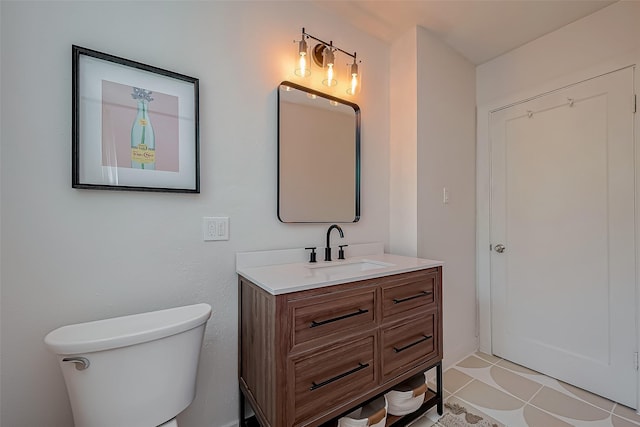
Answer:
490 67 636 407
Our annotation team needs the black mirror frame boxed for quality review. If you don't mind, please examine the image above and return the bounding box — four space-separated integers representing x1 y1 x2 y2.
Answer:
277 81 361 223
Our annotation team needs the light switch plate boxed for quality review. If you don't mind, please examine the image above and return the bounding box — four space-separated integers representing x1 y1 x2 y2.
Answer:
203 217 229 241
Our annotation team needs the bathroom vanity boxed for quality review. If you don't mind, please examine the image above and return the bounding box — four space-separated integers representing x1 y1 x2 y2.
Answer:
237 244 443 427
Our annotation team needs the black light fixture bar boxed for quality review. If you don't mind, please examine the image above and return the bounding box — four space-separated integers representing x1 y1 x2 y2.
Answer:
301 27 357 61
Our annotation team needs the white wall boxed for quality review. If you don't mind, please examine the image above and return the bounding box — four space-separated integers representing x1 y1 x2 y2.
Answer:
389 26 477 368
415 27 477 366
389 28 418 257
476 1 640 106
0 2 390 426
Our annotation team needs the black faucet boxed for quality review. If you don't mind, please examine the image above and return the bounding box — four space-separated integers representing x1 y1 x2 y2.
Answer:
324 224 344 261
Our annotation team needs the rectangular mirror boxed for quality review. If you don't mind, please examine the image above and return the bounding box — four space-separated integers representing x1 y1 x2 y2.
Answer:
278 81 360 223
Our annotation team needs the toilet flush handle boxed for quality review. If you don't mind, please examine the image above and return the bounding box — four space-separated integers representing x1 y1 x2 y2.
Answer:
62 357 90 371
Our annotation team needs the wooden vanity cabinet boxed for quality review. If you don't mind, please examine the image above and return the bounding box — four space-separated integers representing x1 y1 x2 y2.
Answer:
239 266 442 427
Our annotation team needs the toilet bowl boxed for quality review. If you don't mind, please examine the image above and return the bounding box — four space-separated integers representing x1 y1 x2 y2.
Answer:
45 303 212 427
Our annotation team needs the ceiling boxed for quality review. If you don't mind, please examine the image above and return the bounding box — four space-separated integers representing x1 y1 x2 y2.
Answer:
314 0 616 64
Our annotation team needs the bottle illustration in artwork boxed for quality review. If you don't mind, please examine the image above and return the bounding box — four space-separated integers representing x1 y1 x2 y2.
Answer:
131 87 155 170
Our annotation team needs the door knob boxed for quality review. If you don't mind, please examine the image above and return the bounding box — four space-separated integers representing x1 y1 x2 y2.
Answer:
494 244 506 253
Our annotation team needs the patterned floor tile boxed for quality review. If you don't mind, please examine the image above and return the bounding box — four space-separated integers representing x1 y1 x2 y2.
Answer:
523 404 573 427
613 405 640 425
475 351 502 364
407 415 438 427
458 355 493 369
442 368 474 394
613 414 640 427
558 381 615 412
530 386 609 421
489 365 542 401
495 359 542 376
441 351 639 427
455 379 524 411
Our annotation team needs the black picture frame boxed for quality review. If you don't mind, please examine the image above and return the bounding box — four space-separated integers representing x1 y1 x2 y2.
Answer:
72 45 200 193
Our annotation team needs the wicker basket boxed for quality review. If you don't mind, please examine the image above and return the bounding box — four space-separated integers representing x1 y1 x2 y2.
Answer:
337 396 388 427
384 372 428 416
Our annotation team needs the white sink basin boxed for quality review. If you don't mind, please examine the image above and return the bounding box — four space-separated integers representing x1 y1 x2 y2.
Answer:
307 259 395 275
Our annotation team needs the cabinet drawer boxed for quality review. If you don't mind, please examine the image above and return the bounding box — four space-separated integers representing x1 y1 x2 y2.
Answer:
381 313 437 382
289 287 376 349
291 334 377 425
381 270 437 321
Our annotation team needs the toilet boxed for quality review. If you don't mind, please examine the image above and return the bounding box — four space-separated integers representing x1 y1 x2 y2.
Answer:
44 303 212 427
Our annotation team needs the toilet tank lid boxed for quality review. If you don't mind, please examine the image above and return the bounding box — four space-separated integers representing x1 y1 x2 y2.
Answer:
44 303 212 355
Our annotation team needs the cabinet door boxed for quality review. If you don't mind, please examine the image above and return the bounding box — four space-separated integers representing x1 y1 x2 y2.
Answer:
289 333 377 426
381 313 438 382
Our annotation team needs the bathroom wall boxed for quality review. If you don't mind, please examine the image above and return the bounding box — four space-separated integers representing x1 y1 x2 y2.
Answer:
389 28 418 257
476 1 640 107
415 27 477 366
389 26 477 367
0 2 390 426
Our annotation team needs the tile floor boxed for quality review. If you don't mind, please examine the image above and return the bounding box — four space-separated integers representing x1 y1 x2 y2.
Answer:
412 352 640 427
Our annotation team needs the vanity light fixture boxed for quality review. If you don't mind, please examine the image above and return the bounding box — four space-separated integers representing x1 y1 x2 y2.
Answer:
321 43 337 87
347 59 359 95
294 27 361 95
294 31 310 77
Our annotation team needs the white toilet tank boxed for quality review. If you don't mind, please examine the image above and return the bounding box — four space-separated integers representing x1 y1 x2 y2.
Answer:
44 303 212 427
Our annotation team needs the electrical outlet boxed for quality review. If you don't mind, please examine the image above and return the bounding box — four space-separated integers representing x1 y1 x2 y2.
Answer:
203 217 229 241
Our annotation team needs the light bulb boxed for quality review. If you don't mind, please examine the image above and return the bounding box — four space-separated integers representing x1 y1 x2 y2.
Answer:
299 54 307 76
294 38 310 77
322 65 337 87
346 62 359 95
322 46 337 87
323 46 335 68
350 74 358 94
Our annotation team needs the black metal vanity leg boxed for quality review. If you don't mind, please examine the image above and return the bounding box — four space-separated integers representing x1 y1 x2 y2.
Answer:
437 362 443 415
239 389 246 427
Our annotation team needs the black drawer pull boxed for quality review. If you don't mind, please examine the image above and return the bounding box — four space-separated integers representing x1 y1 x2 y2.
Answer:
310 362 370 391
393 335 432 353
310 308 369 328
393 291 432 304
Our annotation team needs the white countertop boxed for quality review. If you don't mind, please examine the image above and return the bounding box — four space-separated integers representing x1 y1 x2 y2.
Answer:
236 243 443 295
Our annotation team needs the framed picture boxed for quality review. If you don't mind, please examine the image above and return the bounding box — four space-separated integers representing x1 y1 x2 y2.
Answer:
72 45 199 193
